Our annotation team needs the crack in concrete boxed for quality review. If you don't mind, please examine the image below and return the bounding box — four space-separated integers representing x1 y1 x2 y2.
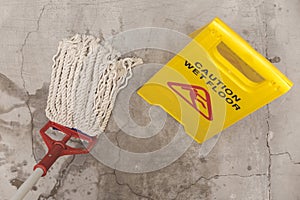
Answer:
266 105 272 200
96 172 115 200
113 170 153 200
101 130 152 199
173 173 268 200
271 152 300 165
37 155 75 200
260 3 272 199
19 2 49 161
20 2 48 89
110 131 153 199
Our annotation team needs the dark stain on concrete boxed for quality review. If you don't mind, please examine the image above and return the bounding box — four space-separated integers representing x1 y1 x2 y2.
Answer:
22 160 28 166
10 178 24 189
10 178 38 191
0 73 27 101
0 73 50 161
268 56 281 63
200 157 207 163
242 29 249 36
10 166 18 173
0 73 27 115
28 83 49 161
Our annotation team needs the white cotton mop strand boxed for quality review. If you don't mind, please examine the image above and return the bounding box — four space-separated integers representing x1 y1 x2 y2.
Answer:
46 34 143 136
11 34 142 200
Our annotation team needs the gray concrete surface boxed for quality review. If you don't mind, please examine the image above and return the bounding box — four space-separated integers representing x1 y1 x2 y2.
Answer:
0 0 299 199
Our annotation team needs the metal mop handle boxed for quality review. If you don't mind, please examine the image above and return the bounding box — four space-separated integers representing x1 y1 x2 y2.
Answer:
10 121 97 200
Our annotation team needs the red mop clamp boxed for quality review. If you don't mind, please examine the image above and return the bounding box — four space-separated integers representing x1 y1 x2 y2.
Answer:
34 121 97 176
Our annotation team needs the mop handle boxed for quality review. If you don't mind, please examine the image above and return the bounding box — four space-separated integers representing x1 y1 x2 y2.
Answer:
10 121 97 200
10 168 43 200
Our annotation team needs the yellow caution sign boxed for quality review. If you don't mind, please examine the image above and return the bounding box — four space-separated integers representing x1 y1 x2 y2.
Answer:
137 18 293 143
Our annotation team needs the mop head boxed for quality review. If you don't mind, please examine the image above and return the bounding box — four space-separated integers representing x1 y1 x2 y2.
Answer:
46 34 143 136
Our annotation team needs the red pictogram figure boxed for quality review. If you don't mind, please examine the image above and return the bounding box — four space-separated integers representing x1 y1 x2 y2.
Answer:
167 82 213 121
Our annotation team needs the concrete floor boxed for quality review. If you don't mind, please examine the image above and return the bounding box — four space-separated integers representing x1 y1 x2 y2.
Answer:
0 0 299 199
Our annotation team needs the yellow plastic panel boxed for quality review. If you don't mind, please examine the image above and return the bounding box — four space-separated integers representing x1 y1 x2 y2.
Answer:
138 18 293 143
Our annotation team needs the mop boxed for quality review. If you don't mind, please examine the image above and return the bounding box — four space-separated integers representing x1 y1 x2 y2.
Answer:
11 34 142 200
